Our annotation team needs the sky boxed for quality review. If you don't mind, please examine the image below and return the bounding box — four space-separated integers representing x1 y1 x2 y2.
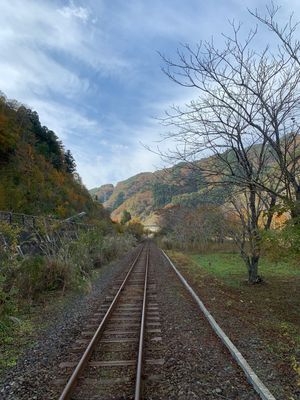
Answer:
0 0 299 189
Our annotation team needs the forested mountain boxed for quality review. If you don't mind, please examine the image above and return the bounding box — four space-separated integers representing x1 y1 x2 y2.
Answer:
91 135 296 226
0 92 104 220
90 161 226 224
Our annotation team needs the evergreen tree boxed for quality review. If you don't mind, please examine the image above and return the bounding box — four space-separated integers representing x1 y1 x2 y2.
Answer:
121 210 131 224
64 150 76 174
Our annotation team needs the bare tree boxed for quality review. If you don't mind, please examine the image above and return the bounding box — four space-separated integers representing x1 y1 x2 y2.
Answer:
159 204 226 250
250 3 300 218
160 5 300 217
157 5 300 282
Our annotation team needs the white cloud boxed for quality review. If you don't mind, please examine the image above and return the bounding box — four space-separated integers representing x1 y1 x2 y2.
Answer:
27 99 100 139
0 0 130 101
58 1 91 23
71 116 167 188
0 2 82 102
76 142 162 189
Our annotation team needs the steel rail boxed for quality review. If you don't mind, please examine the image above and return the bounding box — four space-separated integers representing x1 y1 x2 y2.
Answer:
134 247 149 400
59 244 145 400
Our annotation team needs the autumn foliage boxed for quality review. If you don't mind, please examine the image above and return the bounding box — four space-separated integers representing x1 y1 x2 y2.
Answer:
0 92 104 220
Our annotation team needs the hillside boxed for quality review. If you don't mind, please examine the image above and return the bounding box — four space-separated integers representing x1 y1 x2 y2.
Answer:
90 161 224 224
90 184 114 203
0 92 105 221
91 137 292 226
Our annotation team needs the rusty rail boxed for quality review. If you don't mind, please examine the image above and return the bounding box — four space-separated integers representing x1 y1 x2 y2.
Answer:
134 247 149 399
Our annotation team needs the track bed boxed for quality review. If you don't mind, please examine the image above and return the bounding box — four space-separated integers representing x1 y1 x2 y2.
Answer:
1 241 269 399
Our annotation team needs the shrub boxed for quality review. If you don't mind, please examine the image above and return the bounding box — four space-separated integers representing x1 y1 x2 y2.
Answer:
261 220 300 263
124 221 144 240
0 224 137 318
158 236 174 250
15 256 46 298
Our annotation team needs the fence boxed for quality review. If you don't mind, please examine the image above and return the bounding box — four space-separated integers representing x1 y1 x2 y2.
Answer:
0 211 92 230
0 211 93 256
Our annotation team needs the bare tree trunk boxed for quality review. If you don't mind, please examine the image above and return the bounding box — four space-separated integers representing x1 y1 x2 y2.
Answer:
247 255 260 283
291 188 300 220
264 194 277 230
231 188 262 283
248 187 261 283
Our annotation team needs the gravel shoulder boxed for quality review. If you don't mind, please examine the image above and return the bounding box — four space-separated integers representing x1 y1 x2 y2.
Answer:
146 242 260 399
0 245 141 400
165 250 299 399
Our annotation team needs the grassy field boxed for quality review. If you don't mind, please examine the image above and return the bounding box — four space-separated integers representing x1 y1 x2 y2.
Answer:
167 250 300 398
191 253 299 287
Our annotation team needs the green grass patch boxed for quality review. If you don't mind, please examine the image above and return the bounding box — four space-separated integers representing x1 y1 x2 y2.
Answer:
0 316 34 374
191 253 299 287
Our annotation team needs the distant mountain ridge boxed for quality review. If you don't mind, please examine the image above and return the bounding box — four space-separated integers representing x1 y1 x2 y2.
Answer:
90 184 114 203
89 160 223 225
90 135 295 226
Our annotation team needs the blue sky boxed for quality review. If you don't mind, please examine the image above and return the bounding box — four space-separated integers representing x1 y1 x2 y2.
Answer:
0 0 299 188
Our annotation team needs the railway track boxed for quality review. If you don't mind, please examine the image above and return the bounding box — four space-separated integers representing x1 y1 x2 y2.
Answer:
54 241 275 400
57 243 163 399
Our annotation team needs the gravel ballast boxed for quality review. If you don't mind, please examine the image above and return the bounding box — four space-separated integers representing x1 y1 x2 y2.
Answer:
145 242 260 399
